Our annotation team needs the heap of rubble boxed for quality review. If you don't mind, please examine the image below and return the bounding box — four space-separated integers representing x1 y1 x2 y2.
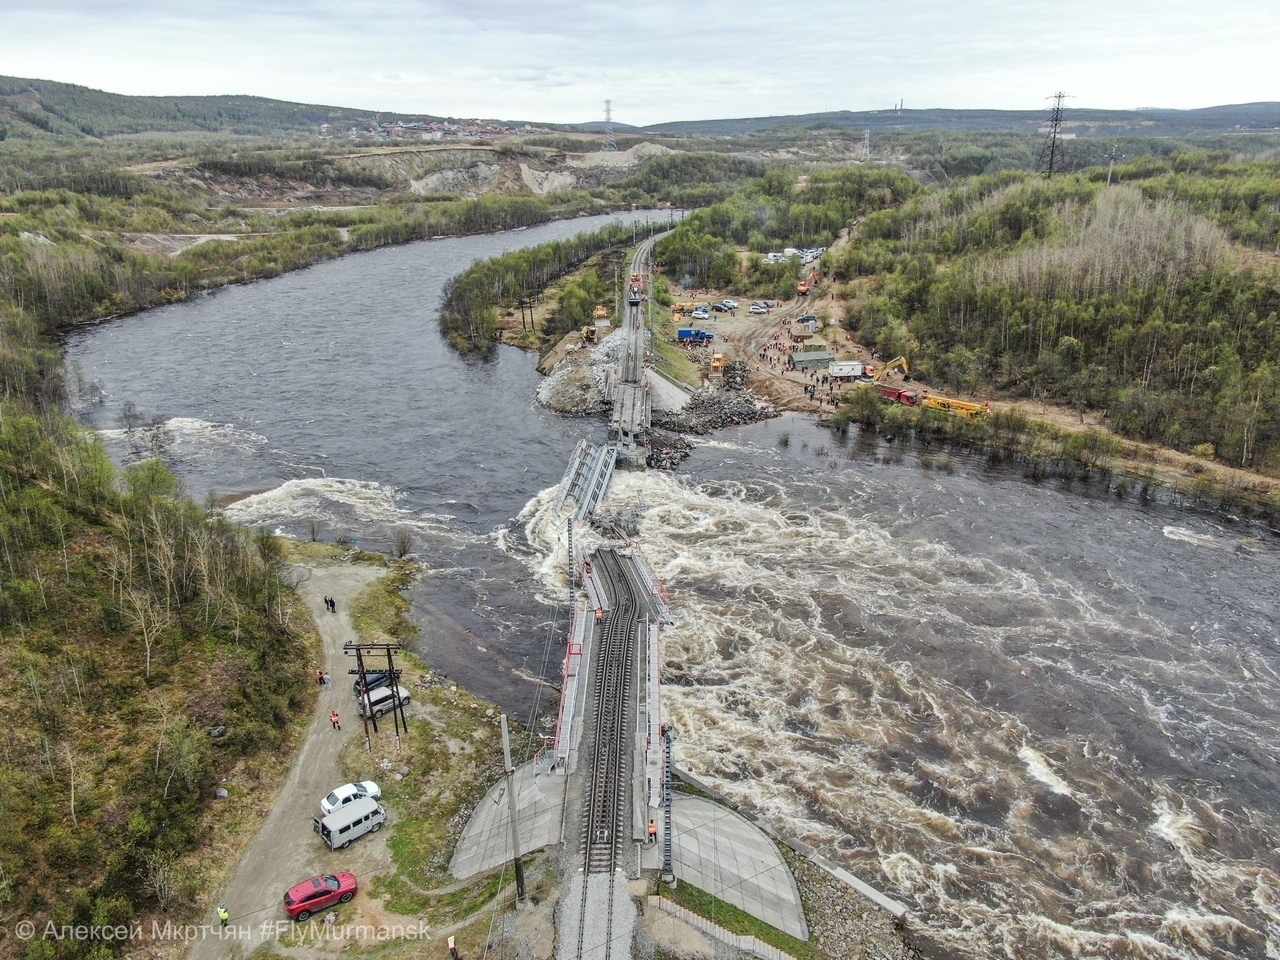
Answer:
646 433 694 470
722 359 751 391
652 391 778 435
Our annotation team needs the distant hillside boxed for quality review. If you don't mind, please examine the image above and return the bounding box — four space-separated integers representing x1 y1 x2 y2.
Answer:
4 75 1277 144
632 103 1280 139
0 76 454 139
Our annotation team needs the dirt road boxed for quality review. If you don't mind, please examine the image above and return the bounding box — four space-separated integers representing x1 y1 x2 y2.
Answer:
188 562 390 959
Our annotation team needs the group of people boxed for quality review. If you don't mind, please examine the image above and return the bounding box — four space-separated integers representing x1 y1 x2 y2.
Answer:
323 595 338 613
756 332 796 373
804 383 839 407
315 668 332 688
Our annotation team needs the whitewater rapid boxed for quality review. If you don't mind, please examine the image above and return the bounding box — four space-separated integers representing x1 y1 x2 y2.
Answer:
512 440 1280 960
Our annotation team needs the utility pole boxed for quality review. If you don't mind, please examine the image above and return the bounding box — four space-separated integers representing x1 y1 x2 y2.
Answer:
346 641 406 751
862 129 871 163
1038 91 1068 178
660 726 675 885
1106 141 1121 186
499 715 527 901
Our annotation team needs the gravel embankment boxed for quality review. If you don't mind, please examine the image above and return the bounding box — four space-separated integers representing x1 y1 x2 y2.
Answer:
784 849 921 960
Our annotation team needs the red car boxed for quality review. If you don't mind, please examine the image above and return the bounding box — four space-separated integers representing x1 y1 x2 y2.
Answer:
283 872 357 921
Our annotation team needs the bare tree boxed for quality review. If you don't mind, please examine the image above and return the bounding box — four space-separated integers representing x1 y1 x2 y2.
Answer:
60 741 90 828
146 854 182 908
392 528 414 558
122 587 172 679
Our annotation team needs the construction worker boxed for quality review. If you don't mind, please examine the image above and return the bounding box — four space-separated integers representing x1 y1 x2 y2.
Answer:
217 905 229 928
648 819 657 844
330 710 340 731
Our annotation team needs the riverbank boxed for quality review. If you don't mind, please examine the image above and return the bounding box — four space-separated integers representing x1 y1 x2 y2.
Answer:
645 279 1280 527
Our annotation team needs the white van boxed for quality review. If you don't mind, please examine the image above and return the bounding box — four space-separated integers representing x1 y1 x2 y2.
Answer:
356 684 411 719
313 796 386 849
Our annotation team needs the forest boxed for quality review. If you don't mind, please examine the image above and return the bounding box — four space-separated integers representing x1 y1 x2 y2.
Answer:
438 224 631 353
0 309 315 956
657 156 1280 473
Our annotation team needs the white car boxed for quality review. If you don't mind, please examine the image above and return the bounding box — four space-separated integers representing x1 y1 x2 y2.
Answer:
721 299 739 309
320 781 383 816
749 304 767 314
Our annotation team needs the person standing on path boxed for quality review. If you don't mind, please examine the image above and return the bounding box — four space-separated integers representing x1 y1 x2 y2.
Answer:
330 710 341 730
316 668 324 685
322 671 331 690
217 905 229 928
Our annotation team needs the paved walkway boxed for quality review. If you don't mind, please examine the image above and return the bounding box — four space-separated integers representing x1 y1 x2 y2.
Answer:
449 760 565 879
641 794 808 941
647 370 691 412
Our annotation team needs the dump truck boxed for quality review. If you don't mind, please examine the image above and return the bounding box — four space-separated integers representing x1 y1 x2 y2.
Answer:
677 328 714 343
628 283 642 304
877 384 919 405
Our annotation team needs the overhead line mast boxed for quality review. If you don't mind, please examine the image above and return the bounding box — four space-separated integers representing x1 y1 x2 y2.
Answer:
602 98 617 152
1038 91 1068 178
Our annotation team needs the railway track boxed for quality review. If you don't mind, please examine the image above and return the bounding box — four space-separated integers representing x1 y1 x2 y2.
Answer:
581 548 636 873
568 547 638 960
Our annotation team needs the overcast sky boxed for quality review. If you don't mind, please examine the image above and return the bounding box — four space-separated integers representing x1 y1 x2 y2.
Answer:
1 0 1275 125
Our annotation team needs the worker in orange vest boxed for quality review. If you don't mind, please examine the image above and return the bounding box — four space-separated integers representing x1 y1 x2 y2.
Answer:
648 819 657 844
329 711 340 731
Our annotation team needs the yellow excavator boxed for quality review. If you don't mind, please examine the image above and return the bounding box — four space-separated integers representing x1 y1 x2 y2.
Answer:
874 356 911 382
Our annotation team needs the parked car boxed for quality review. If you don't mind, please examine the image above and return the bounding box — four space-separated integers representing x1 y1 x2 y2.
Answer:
711 303 729 312
721 299 739 309
352 670 399 696
797 314 817 323
749 304 767 314
320 781 383 817
357 685 411 719
284 872 357 921
690 307 710 320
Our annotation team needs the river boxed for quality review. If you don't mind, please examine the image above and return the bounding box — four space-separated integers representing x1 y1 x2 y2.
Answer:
65 217 1280 960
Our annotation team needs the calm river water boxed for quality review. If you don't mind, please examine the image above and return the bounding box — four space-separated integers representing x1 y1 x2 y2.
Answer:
66 217 1280 960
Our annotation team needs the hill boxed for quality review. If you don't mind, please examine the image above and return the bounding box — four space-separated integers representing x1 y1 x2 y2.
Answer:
4 75 1279 144
0 75 551 140
632 103 1280 139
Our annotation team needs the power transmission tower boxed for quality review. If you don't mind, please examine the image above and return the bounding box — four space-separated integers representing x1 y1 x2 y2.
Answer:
1037 91 1068 178
861 129 871 162
602 99 617 152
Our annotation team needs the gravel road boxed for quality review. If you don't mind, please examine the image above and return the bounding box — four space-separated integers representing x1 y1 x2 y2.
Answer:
187 562 388 959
